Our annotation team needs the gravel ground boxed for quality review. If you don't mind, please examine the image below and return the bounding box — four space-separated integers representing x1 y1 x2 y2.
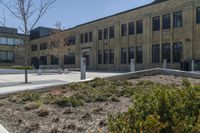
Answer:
0 97 132 133
0 74 199 133
129 74 200 85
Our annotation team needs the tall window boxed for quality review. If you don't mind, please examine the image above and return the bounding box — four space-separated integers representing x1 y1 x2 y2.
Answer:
31 45 37 52
121 24 127 36
152 44 160 63
40 56 47 65
51 55 59 65
162 43 171 62
0 51 14 63
109 49 114 64
104 50 109 64
173 11 182 28
121 48 127 64
104 28 108 40
153 16 160 31
197 7 200 24
129 47 134 63
80 34 84 43
163 14 171 29
136 46 143 63
128 22 134 35
98 30 103 40
173 42 182 63
89 32 93 42
64 53 75 64
85 33 88 43
98 50 103 64
40 43 47 50
136 20 143 34
109 26 114 39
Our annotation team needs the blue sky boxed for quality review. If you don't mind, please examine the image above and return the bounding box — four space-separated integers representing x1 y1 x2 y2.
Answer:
1 0 154 30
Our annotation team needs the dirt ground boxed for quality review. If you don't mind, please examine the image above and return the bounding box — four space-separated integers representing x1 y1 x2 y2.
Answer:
129 74 200 85
0 74 199 133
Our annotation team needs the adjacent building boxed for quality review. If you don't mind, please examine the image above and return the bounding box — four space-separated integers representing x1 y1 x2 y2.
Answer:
0 27 25 66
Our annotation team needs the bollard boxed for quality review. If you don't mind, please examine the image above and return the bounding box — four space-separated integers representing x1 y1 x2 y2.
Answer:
163 59 167 69
130 58 135 72
81 57 86 80
38 69 42 75
191 60 194 72
64 69 70 74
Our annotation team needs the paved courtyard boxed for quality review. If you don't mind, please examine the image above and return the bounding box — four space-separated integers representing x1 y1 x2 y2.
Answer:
0 71 123 96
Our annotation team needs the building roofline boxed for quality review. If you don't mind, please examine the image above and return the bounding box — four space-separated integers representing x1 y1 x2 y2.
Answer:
32 0 168 40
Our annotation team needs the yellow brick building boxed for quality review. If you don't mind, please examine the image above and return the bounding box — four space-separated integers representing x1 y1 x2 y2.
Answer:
28 0 200 71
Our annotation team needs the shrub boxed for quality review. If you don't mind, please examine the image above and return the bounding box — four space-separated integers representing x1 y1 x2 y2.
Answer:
108 82 200 133
24 102 41 110
37 107 49 117
20 93 41 103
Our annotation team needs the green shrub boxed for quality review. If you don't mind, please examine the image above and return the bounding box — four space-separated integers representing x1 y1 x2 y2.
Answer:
108 82 200 133
20 93 41 103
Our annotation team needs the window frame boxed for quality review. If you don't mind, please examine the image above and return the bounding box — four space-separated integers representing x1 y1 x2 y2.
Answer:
121 24 127 37
136 46 143 64
162 14 171 30
173 42 183 63
136 20 143 34
152 44 160 63
152 16 160 31
128 22 135 35
173 11 183 28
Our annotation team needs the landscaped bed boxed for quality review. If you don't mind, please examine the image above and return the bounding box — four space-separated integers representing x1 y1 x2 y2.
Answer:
0 75 199 133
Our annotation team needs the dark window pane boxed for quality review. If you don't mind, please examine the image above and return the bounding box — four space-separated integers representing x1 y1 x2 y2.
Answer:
85 33 88 43
109 26 114 39
121 24 127 36
136 46 143 63
89 32 93 42
121 48 127 64
129 47 134 63
40 56 47 65
98 50 103 64
31 45 37 51
197 7 200 24
80 34 84 43
162 43 171 62
0 51 14 63
152 44 160 63
98 30 103 40
128 22 134 35
153 16 160 31
173 42 182 62
163 14 171 29
64 53 75 64
173 11 182 28
40 43 47 50
136 20 143 34
104 28 108 39
51 55 59 65
104 50 109 64
109 49 114 64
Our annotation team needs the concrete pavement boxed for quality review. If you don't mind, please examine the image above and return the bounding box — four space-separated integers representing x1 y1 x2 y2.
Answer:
0 71 122 96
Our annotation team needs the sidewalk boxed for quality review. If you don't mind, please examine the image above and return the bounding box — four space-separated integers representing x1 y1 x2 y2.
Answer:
0 124 9 133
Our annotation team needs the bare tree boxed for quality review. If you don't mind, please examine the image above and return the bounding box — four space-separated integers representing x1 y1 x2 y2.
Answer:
0 9 6 26
0 0 57 83
48 22 70 73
